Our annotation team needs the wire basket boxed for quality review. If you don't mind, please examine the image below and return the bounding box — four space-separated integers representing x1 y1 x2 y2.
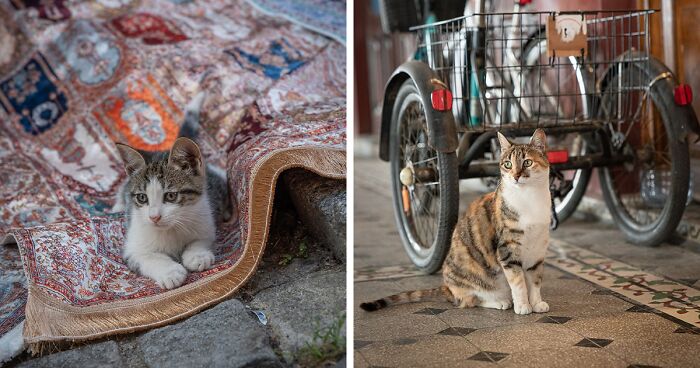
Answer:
410 10 657 132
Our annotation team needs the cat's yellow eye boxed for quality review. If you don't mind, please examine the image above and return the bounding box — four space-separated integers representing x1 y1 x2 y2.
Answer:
164 192 178 202
135 193 148 204
523 159 533 167
503 161 512 169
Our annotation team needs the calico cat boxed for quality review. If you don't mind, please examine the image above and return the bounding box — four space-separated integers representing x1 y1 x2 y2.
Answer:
361 129 551 315
113 94 232 290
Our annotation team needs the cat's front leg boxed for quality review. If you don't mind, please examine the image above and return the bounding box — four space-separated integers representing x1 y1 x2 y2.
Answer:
182 239 215 272
497 245 531 314
524 259 549 313
128 251 188 290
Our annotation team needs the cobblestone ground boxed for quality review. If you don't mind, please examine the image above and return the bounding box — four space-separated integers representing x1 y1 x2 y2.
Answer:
8 173 347 368
354 156 700 368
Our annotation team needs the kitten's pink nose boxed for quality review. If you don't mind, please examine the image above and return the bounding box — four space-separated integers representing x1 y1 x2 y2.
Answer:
150 215 161 224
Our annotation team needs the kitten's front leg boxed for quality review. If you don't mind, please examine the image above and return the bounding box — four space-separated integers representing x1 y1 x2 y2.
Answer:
524 259 549 313
182 239 215 272
128 251 188 290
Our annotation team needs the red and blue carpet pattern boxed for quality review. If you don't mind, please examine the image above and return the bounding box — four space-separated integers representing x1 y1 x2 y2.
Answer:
0 0 345 345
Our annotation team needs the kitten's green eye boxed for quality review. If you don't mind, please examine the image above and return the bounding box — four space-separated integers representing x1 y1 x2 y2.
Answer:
164 192 178 202
523 159 533 167
503 161 512 169
135 193 148 204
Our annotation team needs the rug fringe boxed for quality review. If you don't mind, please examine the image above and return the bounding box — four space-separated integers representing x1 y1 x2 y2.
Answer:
22 147 346 346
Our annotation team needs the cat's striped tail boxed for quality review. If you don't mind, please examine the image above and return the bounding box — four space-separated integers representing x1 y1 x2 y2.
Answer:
359 285 453 312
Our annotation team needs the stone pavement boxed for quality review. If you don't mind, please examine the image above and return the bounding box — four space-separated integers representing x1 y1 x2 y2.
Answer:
8 172 346 368
354 156 700 368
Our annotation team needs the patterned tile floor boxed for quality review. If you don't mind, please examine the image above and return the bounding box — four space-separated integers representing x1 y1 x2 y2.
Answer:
354 156 700 368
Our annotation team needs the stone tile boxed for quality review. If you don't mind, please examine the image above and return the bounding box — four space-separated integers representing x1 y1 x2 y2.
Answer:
138 299 281 368
574 338 613 348
354 308 449 341
390 275 442 291
544 293 633 319
360 334 480 368
563 312 678 341
249 270 345 354
467 351 509 363
17 341 124 368
355 340 373 350
537 316 572 324
500 347 628 368
436 305 542 330
413 307 447 315
674 326 700 334
466 323 583 354
354 351 370 368
437 327 476 337
625 305 655 313
605 334 700 367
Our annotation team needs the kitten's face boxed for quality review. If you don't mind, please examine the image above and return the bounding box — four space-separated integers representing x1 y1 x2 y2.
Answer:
497 129 549 186
116 138 205 229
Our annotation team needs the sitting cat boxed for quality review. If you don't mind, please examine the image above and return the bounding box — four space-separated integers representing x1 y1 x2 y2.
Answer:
361 129 551 315
114 94 231 289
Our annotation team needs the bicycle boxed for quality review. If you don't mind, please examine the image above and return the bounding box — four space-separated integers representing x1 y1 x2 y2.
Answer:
378 0 700 273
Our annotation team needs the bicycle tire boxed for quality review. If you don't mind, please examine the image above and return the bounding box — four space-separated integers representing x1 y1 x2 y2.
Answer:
390 79 459 274
598 61 690 246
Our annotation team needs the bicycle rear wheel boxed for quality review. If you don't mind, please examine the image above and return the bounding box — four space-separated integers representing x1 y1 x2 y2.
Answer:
390 79 459 274
598 62 690 246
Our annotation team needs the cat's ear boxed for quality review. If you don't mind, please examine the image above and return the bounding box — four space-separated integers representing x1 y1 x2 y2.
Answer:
168 137 203 175
529 129 547 152
115 143 145 175
497 132 512 151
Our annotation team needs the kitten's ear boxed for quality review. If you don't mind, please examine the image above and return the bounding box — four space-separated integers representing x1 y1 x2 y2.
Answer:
115 143 145 175
168 137 203 175
530 129 547 152
497 132 512 151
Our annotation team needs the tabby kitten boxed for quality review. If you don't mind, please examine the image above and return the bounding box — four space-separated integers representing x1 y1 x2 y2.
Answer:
114 95 231 290
361 129 551 315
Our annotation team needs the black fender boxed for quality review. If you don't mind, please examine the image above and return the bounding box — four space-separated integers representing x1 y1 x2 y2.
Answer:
598 51 700 143
378 61 459 161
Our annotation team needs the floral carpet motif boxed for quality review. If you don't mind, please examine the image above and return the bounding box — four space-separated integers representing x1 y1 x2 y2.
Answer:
547 239 700 328
0 0 346 349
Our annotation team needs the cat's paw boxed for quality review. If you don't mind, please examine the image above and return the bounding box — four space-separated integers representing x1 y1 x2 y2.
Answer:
514 302 533 315
152 263 188 290
532 301 550 313
182 249 215 272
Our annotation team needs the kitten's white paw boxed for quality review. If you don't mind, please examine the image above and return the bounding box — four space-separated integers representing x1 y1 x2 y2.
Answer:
532 301 550 313
514 302 533 315
152 263 188 290
182 249 215 272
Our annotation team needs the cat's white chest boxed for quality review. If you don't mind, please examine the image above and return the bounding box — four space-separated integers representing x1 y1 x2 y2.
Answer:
502 184 551 266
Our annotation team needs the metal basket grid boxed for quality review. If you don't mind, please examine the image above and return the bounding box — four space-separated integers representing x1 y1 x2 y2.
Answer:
411 9 656 132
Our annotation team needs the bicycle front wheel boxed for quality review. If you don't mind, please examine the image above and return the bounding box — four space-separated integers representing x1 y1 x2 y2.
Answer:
389 79 459 274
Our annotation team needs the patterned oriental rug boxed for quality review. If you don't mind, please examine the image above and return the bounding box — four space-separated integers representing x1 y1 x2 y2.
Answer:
0 0 346 359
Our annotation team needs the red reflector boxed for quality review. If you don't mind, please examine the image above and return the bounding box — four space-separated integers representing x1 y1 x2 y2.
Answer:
431 89 453 111
547 150 569 164
674 84 693 106
518 0 532 5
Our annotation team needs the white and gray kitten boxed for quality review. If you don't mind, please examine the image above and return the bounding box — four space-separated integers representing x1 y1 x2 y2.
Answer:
113 95 231 289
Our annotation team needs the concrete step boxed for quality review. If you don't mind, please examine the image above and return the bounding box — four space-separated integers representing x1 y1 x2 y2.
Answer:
283 169 346 262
